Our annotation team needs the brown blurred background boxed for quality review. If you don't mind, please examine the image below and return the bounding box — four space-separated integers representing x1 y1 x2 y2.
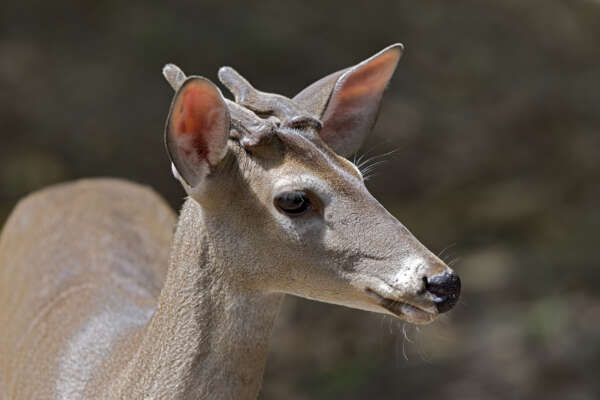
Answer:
1 1 599 399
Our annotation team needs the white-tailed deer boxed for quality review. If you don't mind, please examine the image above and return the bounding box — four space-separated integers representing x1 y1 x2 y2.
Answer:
0 43 460 399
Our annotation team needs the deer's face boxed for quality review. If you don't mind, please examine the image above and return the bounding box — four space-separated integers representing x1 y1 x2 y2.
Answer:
163 44 460 324
222 127 458 324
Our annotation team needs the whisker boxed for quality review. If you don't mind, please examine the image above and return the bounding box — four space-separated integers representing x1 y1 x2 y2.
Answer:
438 242 457 259
356 147 400 166
355 153 369 167
352 144 386 168
401 337 409 361
356 148 401 171
360 159 390 176
402 323 414 344
361 159 389 172
448 257 461 267
353 151 369 166
363 173 379 182
417 343 432 363
413 325 434 363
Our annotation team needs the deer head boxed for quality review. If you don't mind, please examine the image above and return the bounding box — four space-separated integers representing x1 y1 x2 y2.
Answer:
162 44 460 324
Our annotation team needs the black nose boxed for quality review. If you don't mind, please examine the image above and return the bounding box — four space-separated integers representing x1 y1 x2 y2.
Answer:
425 272 461 313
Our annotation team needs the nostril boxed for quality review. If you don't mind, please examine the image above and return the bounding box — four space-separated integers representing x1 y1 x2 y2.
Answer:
418 276 428 294
425 272 461 313
426 272 460 297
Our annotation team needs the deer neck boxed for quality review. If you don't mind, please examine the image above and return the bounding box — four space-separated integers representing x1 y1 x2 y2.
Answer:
113 199 283 400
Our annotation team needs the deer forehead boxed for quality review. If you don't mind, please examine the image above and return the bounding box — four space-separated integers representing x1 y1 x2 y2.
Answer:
275 128 363 184
230 127 364 198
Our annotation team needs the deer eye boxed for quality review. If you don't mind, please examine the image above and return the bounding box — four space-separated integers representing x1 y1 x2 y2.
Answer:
274 191 311 216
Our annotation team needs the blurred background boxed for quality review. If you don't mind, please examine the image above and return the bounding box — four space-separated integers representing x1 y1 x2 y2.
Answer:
1 0 599 398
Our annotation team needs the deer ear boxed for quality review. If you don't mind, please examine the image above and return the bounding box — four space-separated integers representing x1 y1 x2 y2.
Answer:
294 44 402 157
165 77 230 190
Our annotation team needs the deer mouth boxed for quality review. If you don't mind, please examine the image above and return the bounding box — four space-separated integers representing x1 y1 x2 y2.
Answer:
365 288 436 324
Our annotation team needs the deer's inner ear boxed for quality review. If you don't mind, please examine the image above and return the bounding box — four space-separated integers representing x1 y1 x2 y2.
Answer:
165 77 230 188
294 44 402 157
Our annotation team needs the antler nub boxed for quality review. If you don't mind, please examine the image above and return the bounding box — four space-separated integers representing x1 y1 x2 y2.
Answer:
163 63 187 91
218 66 304 121
162 63 318 148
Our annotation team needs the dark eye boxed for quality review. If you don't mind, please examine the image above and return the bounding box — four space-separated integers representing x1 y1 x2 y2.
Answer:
274 191 311 216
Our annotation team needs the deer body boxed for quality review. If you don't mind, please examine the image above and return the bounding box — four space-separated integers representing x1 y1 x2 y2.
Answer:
0 179 176 398
0 44 461 399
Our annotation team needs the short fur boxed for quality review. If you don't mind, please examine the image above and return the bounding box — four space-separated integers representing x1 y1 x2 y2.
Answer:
0 44 457 399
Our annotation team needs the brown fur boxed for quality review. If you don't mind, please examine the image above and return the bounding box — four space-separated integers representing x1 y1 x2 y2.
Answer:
0 179 175 399
0 44 458 399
